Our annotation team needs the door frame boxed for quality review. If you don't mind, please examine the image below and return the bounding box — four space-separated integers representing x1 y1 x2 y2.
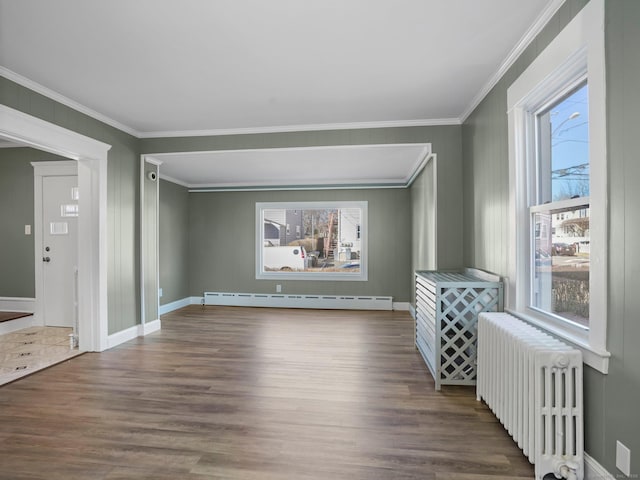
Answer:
32 161 78 328
0 105 111 351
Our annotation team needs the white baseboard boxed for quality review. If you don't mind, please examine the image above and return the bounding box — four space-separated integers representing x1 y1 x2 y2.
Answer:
0 296 36 312
585 453 615 480
142 319 161 335
0 315 35 335
159 297 192 315
393 302 411 311
408 303 416 319
106 319 162 349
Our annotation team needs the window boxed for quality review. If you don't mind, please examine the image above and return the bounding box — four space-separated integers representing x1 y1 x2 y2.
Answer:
256 201 367 281
507 0 609 372
531 83 590 328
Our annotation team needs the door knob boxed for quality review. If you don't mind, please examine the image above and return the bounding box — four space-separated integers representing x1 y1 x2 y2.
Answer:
43 256 51 263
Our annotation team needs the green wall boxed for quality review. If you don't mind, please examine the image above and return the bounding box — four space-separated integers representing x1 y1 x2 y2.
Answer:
462 0 639 475
601 0 640 474
159 179 190 305
1 77 141 334
146 124 464 305
187 188 411 300
0 148 67 298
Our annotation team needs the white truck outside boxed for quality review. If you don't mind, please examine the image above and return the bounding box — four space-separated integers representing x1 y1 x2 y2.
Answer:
263 246 306 271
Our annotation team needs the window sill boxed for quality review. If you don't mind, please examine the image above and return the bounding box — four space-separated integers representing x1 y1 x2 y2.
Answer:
505 308 610 374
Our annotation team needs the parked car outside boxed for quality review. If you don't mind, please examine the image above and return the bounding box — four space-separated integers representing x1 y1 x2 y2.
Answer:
263 246 306 271
552 242 576 256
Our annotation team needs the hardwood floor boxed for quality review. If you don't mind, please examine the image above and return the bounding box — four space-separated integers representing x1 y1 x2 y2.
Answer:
0 306 534 479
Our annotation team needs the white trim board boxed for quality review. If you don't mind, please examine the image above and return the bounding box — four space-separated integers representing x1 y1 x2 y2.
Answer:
0 296 36 312
585 453 615 480
106 319 161 349
0 315 35 335
0 104 111 352
159 297 192 315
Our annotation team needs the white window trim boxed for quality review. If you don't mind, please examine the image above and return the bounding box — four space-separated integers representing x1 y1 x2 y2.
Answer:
255 201 368 281
507 0 609 373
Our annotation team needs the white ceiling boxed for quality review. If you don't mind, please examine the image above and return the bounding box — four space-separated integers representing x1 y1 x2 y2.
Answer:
0 0 558 188
148 144 431 189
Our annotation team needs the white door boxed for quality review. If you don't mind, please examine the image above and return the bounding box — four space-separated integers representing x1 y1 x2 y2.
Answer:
41 175 78 327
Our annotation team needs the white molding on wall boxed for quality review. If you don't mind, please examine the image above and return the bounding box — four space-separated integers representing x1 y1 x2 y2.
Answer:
142 319 161 336
0 315 35 335
459 0 567 122
0 104 111 352
0 296 36 312
159 297 192 315
106 319 161 349
1 66 461 137
392 302 411 311
137 118 459 138
0 67 139 137
585 453 615 480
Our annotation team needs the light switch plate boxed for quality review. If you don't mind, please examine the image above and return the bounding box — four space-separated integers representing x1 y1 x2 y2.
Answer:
25 225 31 235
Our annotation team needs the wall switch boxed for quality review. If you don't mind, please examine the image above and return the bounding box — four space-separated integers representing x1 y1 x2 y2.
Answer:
616 440 631 476
25 225 31 235
159 287 163 298
276 284 282 293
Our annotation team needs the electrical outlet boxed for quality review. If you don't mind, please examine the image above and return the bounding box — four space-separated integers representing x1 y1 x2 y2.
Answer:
616 440 631 476
159 287 163 298
276 284 282 293
25 225 31 235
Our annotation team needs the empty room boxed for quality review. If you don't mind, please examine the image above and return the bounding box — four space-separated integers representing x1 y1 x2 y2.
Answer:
0 1 638 479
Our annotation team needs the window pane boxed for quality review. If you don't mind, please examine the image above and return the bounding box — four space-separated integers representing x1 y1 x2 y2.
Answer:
261 206 363 275
537 83 589 203
532 205 590 327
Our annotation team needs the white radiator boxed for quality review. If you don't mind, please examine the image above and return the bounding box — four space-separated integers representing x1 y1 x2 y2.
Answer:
477 312 584 480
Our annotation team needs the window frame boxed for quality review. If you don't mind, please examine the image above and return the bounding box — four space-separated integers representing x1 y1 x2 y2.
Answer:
529 80 590 328
507 0 609 373
255 201 368 281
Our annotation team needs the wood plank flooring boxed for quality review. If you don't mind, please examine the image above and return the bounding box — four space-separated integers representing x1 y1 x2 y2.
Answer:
0 305 534 479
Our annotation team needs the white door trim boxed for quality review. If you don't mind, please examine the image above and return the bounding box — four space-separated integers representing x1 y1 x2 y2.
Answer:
0 104 111 352
32 161 78 328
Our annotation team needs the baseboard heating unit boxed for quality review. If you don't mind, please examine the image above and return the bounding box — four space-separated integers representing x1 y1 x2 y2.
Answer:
477 312 584 480
203 292 393 310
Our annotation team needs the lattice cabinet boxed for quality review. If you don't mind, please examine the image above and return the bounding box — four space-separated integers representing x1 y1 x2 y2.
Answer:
415 268 503 390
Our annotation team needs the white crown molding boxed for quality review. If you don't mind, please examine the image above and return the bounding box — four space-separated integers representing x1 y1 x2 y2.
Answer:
158 173 191 188
137 118 460 138
2 66 459 137
459 0 567 123
0 66 141 138
151 143 431 190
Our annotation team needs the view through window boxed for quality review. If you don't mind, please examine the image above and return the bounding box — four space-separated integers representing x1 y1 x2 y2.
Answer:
531 83 590 327
256 202 367 280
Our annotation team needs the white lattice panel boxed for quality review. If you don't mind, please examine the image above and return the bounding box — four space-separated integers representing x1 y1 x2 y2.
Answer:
415 270 503 390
